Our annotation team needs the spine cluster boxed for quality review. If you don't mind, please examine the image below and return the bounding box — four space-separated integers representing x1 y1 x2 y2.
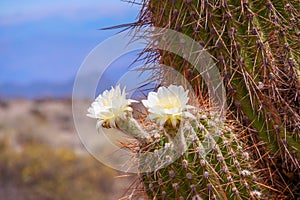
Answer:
133 0 300 198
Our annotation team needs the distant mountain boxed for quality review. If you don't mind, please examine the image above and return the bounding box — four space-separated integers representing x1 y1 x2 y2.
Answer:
0 68 156 99
0 80 74 99
0 73 118 99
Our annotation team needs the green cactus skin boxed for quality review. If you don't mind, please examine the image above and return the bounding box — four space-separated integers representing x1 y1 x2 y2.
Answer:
131 0 300 198
115 113 264 199
141 116 263 200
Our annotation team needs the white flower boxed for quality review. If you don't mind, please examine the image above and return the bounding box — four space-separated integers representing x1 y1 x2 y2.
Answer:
87 85 136 128
142 85 195 127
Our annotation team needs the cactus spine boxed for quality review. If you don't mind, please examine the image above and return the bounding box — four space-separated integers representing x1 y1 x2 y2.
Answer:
114 105 264 199
140 116 263 199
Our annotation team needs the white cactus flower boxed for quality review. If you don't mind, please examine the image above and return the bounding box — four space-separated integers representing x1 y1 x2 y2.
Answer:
142 85 195 127
87 85 136 128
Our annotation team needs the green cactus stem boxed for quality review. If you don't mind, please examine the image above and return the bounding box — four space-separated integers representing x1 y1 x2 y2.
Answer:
138 114 264 199
130 0 300 197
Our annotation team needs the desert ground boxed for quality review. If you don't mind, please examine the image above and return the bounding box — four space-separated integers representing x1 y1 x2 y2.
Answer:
0 98 143 200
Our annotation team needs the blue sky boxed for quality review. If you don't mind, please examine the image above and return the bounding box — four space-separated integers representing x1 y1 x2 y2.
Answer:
0 0 140 85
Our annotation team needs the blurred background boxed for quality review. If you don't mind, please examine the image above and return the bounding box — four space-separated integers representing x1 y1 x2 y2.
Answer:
0 0 143 199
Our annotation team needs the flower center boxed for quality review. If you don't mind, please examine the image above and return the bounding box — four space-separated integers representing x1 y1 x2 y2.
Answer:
159 96 181 109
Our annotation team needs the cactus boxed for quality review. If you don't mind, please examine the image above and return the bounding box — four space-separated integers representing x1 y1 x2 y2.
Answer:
139 116 264 200
88 85 266 199
129 0 300 198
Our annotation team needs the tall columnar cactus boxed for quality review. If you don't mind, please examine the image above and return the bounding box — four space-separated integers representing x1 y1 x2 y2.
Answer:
88 85 266 199
131 0 300 198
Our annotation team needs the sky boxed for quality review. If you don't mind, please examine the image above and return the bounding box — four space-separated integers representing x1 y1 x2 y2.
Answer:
0 0 141 85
